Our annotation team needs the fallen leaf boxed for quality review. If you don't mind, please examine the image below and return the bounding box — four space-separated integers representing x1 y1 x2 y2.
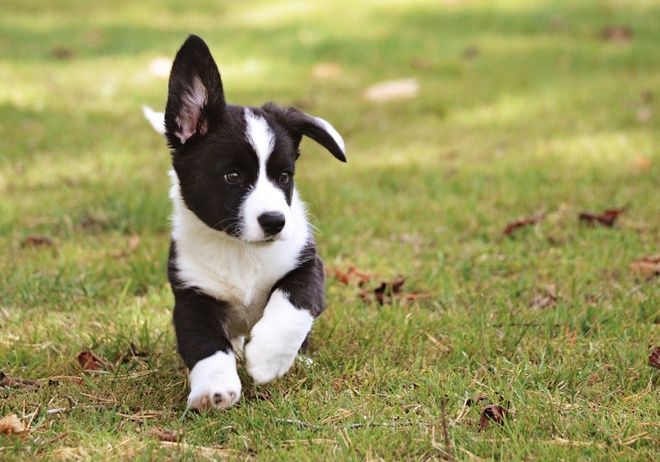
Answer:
373 277 407 305
636 107 653 123
364 78 419 102
634 155 652 172
50 47 75 60
312 62 342 79
149 57 172 79
327 265 374 286
640 89 654 103
147 427 183 442
77 349 114 371
129 234 140 252
462 46 480 60
0 371 40 388
578 206 627 227
502 216 541 236
649 347 660 369
479 404 509 431
0 414 27 437
359 277 430 305
629 256 660 276
21 236 55 247
401 292 431 302
529 284 558 308
600 25 633 43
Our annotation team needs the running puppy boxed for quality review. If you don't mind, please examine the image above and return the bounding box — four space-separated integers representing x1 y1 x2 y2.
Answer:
148 35 346 410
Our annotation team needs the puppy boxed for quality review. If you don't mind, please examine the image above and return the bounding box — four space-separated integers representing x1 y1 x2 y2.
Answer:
147 35 346 410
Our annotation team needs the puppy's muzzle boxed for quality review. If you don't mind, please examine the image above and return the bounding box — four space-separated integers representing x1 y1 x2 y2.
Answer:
258 212 286 236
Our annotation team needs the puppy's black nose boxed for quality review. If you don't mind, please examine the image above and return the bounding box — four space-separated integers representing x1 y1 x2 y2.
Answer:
258 212 286 236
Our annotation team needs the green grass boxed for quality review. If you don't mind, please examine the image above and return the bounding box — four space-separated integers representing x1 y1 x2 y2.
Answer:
1 0 659 459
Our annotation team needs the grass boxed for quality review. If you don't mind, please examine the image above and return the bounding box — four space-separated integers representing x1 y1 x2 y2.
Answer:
1 0 659 459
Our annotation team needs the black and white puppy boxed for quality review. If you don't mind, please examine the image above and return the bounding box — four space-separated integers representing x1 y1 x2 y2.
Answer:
146 35 346 410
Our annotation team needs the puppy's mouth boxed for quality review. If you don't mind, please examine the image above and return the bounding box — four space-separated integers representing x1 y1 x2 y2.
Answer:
236 232 283 245
249 235 282 245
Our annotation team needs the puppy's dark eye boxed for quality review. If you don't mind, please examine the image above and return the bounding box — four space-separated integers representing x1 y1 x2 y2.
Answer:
278 171 291 184
224 171 241 184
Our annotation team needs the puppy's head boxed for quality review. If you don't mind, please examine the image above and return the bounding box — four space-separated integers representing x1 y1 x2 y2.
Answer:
164 35 346 243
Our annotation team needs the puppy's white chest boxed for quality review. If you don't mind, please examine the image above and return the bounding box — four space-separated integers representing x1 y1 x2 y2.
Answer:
169 172 309 335
174 236 299 334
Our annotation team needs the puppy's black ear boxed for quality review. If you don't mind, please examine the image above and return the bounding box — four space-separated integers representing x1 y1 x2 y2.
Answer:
165 35 226 148
262 103 346 162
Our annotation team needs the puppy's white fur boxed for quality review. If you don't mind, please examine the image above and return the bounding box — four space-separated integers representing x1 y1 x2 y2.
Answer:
245 289 314 384
313 116 346 154
188 351 241 410
171 171 313 405
241 110 294 242
142 106 165 135
169 170 311 337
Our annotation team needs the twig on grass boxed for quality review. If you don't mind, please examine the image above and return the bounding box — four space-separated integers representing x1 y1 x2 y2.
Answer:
441 396 455 462
48 432 69 444
159 441 234 459
478 436 655 448
273 418 432 431
24 407 68 421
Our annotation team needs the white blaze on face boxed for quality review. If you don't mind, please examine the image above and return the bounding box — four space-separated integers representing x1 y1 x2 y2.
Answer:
241 109 293 242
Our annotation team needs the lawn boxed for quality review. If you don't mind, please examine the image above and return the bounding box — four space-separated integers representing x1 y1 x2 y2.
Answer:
1 0 659 460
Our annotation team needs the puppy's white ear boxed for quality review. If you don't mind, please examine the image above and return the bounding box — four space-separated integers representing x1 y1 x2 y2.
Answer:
142 105 165 135
262 103 346 162
165 35 226 148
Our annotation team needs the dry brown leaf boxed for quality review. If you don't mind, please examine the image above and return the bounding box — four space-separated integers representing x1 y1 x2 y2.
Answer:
128 234 141 252
462 46 480 60
360 277 430 306
479 404 509 431
364 78 419 102
629 256 660 276
0 414 27 437
579 206 627 227
50 47 75 60
634 156 652 172
401 292 432 302
373 277 407 305
0 371 40 388
147 427 183 442
649 347 660 370
312 62 342 79
502 216 542 236
529 284 558 308
21 236 55 247
636 107 653 123
327 265 374 286
77 349 114 371
600 25 633 43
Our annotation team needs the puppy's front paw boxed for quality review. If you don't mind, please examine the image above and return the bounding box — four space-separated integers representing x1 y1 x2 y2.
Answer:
188 351 242 410
244 290 315 384
245 334 299 384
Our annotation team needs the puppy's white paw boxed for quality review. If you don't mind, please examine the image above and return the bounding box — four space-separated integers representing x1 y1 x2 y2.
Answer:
187 351 242 410
245 290 314 384
245 333 299 384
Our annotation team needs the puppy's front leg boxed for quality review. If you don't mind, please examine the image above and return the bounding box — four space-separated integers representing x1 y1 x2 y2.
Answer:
245 254 325 384
172 286 242 410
